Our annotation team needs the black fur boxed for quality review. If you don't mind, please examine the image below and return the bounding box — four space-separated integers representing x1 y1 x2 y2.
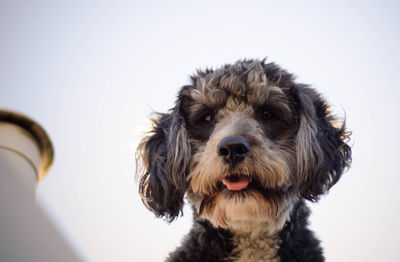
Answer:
166 208 235 262
165 201 323 262
137 107 191 222
278 201 324 262
294 86 352 201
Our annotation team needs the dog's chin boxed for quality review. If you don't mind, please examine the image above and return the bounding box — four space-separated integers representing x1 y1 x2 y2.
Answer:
198 175 289 231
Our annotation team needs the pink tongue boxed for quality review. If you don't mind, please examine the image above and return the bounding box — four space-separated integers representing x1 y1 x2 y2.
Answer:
224 176 249 191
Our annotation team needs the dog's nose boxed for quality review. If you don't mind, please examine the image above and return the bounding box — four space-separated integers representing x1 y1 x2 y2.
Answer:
217 136 250 164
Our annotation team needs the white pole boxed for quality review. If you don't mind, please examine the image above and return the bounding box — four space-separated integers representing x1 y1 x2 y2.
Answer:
0 110 83 262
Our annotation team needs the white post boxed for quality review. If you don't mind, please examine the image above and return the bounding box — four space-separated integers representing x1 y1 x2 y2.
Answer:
0 110 83 262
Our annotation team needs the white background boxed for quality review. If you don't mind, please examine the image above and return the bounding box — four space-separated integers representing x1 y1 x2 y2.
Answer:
1 1 399 261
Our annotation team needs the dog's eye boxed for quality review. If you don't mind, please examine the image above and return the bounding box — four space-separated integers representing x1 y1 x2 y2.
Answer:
261 109 273 120
201 113 214 124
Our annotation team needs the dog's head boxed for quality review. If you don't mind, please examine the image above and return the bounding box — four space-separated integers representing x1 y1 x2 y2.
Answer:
136 59 351 229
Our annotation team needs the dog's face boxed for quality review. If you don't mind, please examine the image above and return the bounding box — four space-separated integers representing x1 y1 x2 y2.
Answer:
136 60 351 230
183 76 298 229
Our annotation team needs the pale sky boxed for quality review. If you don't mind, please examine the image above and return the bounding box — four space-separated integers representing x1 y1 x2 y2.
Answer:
1 1 399 261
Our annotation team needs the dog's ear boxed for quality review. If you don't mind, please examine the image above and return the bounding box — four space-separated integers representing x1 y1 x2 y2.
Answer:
294 85 351 201
136 100 191 222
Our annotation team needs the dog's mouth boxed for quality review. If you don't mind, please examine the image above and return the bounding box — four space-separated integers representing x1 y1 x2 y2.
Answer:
219 173 291 196
221 174 272 193
222 175 250 191
198 174 291 219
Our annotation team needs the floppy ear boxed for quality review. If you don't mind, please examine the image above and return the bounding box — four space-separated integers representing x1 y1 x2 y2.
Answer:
294 85 351 201
136 101 191 222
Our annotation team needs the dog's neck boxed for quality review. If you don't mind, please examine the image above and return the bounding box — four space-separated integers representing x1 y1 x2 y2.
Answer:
229 201 294 262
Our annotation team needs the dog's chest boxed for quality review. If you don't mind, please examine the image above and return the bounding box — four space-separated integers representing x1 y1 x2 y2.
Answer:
231 232 281 262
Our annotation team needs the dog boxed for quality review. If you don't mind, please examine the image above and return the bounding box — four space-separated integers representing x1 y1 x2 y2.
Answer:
136 59 351 262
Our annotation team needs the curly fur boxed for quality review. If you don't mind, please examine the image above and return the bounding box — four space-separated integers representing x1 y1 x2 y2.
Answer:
136 59 351 261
